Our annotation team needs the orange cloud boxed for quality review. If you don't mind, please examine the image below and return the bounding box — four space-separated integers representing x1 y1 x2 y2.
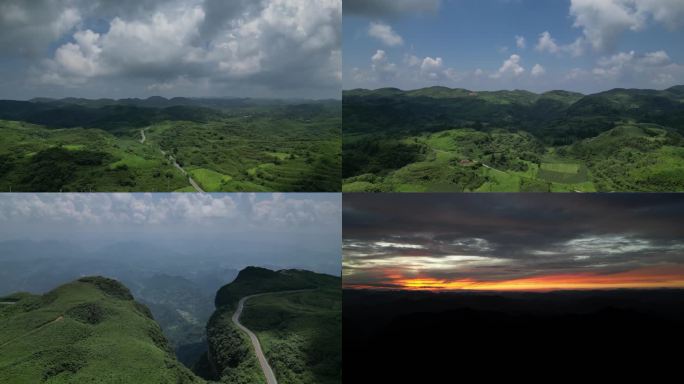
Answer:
347 266 684 291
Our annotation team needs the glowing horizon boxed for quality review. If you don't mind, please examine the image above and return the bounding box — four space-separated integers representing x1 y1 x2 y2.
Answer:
343 195 684 292
344 266 684 292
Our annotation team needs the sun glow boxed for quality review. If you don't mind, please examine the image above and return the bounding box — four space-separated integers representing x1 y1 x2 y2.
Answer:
347 266 684 291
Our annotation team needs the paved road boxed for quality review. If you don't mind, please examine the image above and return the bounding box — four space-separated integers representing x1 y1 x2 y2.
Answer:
232 290 313 384
139 128 148 144
139 129 203 192
233 293 278 384
158 151 205 193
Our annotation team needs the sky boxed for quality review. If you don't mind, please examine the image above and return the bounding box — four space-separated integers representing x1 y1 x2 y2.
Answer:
0 193 342 276
343 0 684 93
343 194 684 291
0 0 341 99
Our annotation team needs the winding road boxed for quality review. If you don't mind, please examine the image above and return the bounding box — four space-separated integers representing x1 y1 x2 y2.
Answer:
139 128 204 192
139 128 148 144
232 290 313 384
233 293 278 384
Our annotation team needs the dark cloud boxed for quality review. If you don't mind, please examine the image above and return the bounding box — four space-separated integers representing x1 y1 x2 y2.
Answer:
0 0 341 99
343 194 684 287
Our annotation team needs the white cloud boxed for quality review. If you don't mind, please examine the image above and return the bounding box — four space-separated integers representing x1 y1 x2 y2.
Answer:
0 193 339 229
535 31 585 57
370 49 397 78
531 64 546 77
404 54 421 67
368 21 403 46
569 0 684 52
491 54 525 78
515 35 526 49
592 50 681 83
421 56 443 73
535 31 559 54
8 0 342 98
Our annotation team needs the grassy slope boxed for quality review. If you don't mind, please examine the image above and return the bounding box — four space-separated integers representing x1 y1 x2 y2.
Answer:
136 113 341 192
0 277 203 384
344 128 597 192
0 120 189 192
206 267 341 384
240 289 341 384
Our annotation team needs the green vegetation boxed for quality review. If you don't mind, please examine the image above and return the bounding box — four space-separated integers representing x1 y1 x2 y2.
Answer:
203 267 341 384
0 277 203 383
0 98 341 192
241 289 341 384
343 85 684 192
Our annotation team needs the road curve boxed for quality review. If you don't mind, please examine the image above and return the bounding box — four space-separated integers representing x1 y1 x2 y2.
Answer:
232 290 314 384
233 294 278 384
139 128 148 144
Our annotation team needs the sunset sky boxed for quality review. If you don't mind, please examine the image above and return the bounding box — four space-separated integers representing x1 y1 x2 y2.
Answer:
343 194 684 291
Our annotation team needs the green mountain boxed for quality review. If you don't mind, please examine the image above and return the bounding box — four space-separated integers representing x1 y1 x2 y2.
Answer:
0 277 203 383
200 267 341 384
343 85 684 192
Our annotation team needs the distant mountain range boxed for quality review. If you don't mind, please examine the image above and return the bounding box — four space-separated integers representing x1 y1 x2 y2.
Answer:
343 85 684 140
0 96 340 131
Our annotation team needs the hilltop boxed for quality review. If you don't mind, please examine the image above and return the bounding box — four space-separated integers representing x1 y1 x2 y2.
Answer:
0 277 203 383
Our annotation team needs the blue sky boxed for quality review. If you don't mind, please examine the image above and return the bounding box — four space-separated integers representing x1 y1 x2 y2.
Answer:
343 0 684 92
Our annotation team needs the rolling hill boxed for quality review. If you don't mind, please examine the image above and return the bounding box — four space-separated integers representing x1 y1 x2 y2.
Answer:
0 97 341 192
343 85 684 192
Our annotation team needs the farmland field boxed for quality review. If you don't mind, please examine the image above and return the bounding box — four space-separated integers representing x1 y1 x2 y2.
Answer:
343 86 684 192
0 98 341 192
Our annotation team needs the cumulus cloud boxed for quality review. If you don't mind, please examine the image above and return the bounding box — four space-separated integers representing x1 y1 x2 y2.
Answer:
515 35 526 49
569 0 684 52
535 31 585 57
368 21 403 46
345 0 440 17
370 49 397 79
420 56 444 78
591 50 683 85
536 31 560 54
491 54 525 78
531 64 546 77
1 0 341 98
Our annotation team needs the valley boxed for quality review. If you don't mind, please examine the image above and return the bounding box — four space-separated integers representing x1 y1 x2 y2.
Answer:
0 267 341 384
343 86 684 192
